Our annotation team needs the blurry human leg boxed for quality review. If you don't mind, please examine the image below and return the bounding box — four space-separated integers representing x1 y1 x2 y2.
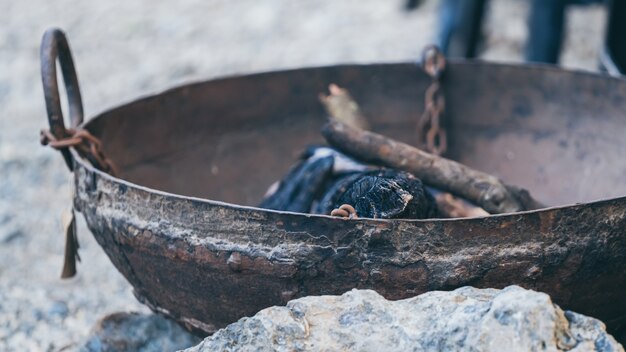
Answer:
525 0 567 63
437 0 487 58
437 0 461 53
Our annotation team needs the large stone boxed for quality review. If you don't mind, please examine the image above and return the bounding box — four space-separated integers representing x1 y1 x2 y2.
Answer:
79 312 199 352
183 286 623 352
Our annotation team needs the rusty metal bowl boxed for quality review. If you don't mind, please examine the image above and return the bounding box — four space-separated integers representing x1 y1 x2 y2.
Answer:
41 29 626 336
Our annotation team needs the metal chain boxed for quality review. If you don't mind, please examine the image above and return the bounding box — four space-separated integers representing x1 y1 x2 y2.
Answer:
417 45 447 156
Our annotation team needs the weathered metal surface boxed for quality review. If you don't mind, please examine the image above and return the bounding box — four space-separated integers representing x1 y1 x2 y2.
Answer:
74 160 626 336
59 61 626 338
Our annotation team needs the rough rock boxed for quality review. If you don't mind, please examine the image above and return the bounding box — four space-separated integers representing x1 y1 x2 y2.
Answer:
183 286 623 352
79 312 199 352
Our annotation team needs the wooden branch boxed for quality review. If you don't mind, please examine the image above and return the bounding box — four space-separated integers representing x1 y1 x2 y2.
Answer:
319 84 370 130
434 192 489 218
321 120 545 214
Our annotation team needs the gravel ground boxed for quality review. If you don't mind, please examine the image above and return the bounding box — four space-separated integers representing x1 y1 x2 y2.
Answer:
0 1 607 350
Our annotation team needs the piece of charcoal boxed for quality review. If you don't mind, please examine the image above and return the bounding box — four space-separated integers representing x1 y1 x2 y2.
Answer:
312 172 363 214
260 146 369 213
260 154 334 213
260 146 438 219
315 169 439 219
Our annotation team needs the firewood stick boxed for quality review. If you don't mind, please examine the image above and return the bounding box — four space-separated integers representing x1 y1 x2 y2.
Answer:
434 192 489 218
320 83 488 218
321 120 544 214
319 84 370 130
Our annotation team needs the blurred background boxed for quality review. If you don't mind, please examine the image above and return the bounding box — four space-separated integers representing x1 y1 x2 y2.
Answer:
0 0 611 350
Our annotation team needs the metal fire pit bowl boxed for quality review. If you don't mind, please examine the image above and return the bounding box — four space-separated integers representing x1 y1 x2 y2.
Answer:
41 29 626 336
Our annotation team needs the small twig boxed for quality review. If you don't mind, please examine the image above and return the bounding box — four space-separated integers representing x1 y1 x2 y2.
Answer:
321 120 544 214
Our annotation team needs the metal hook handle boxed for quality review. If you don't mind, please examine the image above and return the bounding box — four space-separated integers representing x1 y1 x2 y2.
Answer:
421 45 446 80
40 28 84 170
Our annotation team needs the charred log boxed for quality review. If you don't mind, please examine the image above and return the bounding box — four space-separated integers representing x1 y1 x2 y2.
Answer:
260 147 438 219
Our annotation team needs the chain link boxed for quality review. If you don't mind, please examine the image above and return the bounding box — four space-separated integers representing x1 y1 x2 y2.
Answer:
417 45 447 156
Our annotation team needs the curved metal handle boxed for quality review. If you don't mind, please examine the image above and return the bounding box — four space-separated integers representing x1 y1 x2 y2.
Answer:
421 45 446 80
41 28 84 170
